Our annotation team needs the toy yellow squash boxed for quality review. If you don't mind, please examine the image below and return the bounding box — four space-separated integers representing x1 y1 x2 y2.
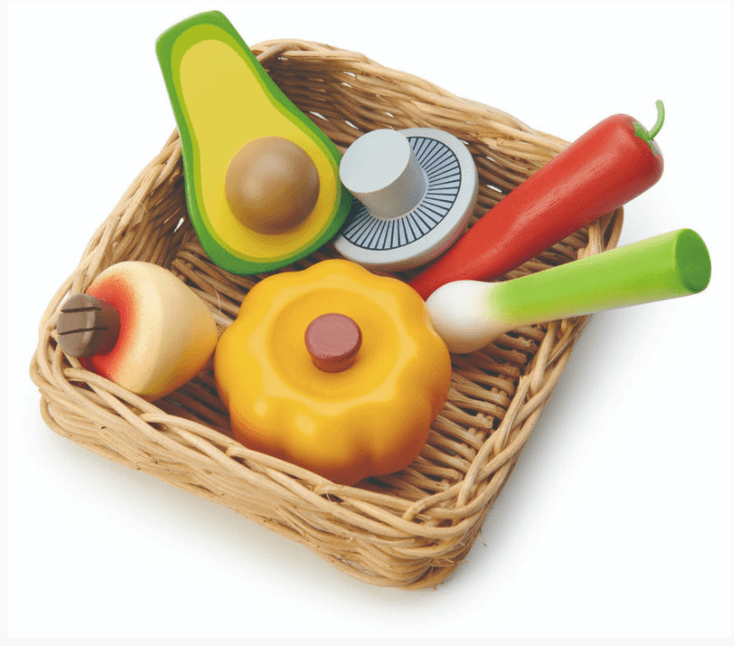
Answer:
214 260 452 485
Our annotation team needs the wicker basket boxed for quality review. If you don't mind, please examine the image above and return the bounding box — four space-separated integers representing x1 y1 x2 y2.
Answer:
30 40 623 590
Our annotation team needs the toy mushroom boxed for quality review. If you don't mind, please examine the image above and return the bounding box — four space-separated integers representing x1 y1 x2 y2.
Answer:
334 128 479 271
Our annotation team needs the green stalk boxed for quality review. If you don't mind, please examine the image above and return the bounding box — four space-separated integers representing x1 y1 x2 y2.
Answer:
648 100 666 139
488 229 710 326
634 100 665 149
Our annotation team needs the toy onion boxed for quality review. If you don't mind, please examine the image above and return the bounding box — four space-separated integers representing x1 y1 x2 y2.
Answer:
425 229 711 354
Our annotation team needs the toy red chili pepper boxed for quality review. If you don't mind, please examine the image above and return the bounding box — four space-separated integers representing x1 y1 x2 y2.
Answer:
409 101 666 300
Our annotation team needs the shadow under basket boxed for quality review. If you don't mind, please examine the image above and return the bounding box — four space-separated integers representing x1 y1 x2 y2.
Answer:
30 40 623 590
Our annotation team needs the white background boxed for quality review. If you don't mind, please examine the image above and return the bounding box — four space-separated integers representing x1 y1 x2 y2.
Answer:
6 0 732 641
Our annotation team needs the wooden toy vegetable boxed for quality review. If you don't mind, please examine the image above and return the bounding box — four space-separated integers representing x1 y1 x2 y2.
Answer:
335 128 478 271
409 101 667 299
156 11 351 275
214 259 452 485
425 229 711 354
56 262 218 400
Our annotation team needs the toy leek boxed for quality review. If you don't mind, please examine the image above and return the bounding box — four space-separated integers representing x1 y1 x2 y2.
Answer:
425 229 710 354
410 102 667 299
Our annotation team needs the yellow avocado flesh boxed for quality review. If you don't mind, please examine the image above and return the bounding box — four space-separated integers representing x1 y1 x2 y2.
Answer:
157 12 349 274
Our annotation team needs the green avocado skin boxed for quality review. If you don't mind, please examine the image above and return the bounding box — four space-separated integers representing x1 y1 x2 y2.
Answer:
156 11 351 275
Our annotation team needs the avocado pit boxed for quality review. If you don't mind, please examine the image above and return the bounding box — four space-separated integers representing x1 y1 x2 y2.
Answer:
225 136 320 235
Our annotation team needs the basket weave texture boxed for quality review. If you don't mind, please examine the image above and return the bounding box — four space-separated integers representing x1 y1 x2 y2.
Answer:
30 40 623 589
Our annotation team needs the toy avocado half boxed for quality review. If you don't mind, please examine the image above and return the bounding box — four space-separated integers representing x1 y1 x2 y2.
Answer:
156 11 351 275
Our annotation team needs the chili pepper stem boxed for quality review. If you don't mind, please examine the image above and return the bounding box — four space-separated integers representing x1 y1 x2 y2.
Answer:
648 100 665 140
635 100 665 144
